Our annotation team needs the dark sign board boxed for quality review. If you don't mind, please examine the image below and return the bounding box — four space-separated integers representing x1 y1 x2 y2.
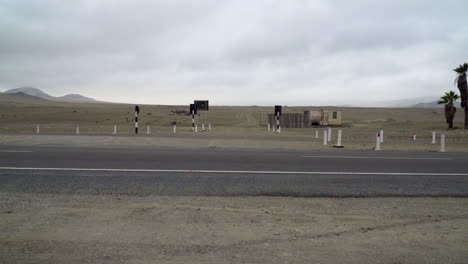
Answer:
189 104 197 115
194 100 209 111
274 105 282 116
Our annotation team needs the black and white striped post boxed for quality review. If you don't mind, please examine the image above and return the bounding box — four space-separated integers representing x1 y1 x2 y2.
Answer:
190 104 197 131
274 105 282 134
134 105 140 134
192 110 195 131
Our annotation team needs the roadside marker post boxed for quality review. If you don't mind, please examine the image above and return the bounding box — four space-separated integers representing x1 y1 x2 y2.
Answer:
113 125 117 135
268 123 270 131
76 125 80 135
413 133 417 141
36 125 40 134
375 132 381 150
323 130 328 145
440 134 446 152
315 129 318 139
327 127 331 142
202 123 205 131
335 129 343 147
432 131 436 144
134 105 139 135
192 110 195 131
380 130 384 143
208 123 211 131
173 124 176 134
278 126 281 134
195 124 198 133
146 125 150 135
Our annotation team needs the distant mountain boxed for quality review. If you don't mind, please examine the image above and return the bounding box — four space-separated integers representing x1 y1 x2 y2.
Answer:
57 94 96 103
411 101 461 108
4 87 54 100
3 87 96 103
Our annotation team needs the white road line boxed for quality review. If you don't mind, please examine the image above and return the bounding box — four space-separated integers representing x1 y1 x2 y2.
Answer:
0 150 33 153
302 155 452 160
0 167 467 176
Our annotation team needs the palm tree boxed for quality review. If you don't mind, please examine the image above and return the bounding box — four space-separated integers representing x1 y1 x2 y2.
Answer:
438 91 459 129
453 63 468 128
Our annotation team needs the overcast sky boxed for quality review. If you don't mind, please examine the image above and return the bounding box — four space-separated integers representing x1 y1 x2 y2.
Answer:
0 0 467 106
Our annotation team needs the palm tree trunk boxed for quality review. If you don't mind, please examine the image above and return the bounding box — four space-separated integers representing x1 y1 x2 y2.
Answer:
465 107 468 129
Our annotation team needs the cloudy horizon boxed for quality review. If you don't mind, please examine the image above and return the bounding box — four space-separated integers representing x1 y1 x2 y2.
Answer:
1 0 467 106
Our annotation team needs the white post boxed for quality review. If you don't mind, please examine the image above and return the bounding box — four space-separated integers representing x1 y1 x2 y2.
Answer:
273 125 276 132
278 126 281 134
315 129 318 139
375 133 381 150
202 123 205 131
431 131 436 144
76 125 80 135
440 134 445 152
323 130 328 145
413 133 416 141
327 127 331 142
208 123 211 131
113 125 117 135
147 125 150 135
336 129 342 147
195 124 198 133
173 124 176 134
36 125 40 134
268 123 271 131
380 130 384 143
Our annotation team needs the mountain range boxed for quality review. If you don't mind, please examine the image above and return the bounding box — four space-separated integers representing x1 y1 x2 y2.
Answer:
0 87 454 108
1 87 97 103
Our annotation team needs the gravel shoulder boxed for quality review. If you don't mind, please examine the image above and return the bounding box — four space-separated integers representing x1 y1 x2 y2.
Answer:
1 192 467 264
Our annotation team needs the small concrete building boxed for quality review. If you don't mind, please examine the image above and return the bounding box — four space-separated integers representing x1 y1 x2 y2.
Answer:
306 110 342 126
268 109 342 128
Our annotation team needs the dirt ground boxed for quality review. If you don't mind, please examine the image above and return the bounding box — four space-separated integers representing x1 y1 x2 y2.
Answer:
1 192 467 264
1 95 467 151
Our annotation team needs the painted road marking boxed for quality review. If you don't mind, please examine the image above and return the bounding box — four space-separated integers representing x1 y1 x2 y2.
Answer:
0 150 33 153
302 156 452 160
0 167 467 176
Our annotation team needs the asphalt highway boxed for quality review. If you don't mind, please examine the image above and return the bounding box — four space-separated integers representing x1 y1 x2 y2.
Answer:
1 145 468 197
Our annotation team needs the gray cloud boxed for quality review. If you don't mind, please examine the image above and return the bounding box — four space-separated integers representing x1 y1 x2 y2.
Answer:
0 0 467 105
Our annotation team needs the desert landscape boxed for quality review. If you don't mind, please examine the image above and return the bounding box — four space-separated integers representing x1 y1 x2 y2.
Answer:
1 91 467 152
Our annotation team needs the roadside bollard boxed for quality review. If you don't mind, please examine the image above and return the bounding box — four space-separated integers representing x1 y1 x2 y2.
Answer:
413 133 416 141
375 132 381 150
208 123 211 131
315 129 318 139
327 127 331 142
268 123 270 131
335 129 343 147
278 126 281 134
195 124 198 133
440 134 445 152
113 125 117 135
76 125 80 135
380 130 384 143
36 125 40 134
202 123 205 131
432 131 436 144
323 130 328 145
173 124 176 134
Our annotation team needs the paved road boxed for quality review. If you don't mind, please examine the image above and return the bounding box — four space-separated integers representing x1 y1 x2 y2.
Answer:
1 145 468 197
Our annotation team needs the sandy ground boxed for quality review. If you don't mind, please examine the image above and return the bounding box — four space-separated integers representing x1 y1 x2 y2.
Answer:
1 97 468 151
1 193 467 264
0 132 466 152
